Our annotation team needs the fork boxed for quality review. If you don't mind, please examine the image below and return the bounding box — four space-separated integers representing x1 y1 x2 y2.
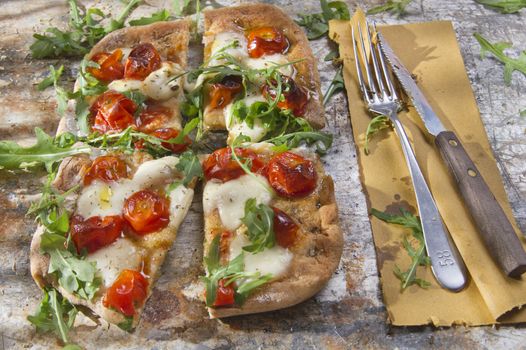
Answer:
352 22 467 292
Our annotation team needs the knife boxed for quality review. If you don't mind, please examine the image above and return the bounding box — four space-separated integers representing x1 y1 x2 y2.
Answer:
378 32 526 278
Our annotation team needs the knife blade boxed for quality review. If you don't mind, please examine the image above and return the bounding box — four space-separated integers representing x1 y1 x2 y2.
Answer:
378 32 526 278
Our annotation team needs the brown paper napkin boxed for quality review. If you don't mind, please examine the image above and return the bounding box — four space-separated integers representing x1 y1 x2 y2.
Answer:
329 18 526 326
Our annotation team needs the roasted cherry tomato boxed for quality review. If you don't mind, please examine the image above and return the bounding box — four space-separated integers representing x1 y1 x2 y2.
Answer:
84 155 129 186
208 75 243 109
70 215 124 254
151 128 191 154
262 76 308 116
103 269 149 317
88 49 125 82
124 43 162 80
246 27 289 58
203 147 265 182
136 104 172 133
266 151 317 198
123 190 170 234
213 279 235 307
272 207 298 248
90 91 137 133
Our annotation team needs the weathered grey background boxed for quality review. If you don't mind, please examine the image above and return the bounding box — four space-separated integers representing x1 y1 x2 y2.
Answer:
0 0 525 349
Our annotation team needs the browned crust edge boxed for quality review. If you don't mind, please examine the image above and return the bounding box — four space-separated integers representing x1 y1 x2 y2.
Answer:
206 168 343 318
203 3 325 130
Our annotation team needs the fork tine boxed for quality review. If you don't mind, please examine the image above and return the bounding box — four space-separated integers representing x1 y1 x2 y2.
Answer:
374 22 398 100
366 22 387 99
357 24 377 98
351 26 369 102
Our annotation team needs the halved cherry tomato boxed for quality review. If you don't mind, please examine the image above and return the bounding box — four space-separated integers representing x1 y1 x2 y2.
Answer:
246 27 289 58
151 128 191 154
90 91 137 133
272 207 298 248
123 190 170 235
103 269 149 317
208 75 243 109
213 279 235 307
84 155 129 186
266 151 317 198
70 215 124 254
262 76 308 116
88 49 124 82
136 104 172 133
124 43 162 80
203 147 265 182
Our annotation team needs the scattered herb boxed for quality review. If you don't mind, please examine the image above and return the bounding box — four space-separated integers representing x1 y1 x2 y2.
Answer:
323 66 345 105
474 0 526 13
266 131 333 155
172 0 202 16
31 0 141 59
202 235 273 307
129 9 171 26
296 0 350 40
371 208 431 290
241 198 276 253
117 316 134 332
324 50 339 62
520 109 526 117
367 0 414 17
364 115 391 155
474 33 526 85
27 288 78 344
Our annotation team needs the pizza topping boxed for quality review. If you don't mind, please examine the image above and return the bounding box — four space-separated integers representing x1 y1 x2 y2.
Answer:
123 190 170 235
209 75 243 109
262 76 308 116
203 147 265 182
213 279 235 307
136 104 172 133
246 27 289 58
272 207 298 248
88 49 125 82
70 215 124 254
90 91 137 133
151 128 191 154
124 43 162 80
84 155 129 186
266 151 317 198
103 269 148 317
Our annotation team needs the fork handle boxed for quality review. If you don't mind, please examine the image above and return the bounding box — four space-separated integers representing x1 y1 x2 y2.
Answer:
435 131 526 277
390 115 467 291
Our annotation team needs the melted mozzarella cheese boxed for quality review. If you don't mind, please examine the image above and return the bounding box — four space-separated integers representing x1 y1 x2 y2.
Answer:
209 32 248 64
203 175 272 231
245 54 294 79
168 186 194 229
224 94 267 143
76 156 180 219
229 232 293 278
108 62 183 101
87 238 142 287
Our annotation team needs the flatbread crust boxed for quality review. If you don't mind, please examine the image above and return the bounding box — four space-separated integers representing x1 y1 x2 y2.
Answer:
56 19 191 136
202 3 325 130
203 151 343 318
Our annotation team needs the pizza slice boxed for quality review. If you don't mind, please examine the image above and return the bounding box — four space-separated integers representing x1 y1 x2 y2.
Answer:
201 142 342 318
190 4 324 143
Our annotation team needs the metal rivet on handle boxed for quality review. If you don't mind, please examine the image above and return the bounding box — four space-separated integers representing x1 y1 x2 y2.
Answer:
449 139 458 147
468 169 477 177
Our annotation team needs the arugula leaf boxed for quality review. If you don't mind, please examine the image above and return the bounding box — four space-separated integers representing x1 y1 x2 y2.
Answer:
520 109 526 117
364 115 391 155
367 0 414 17
38 65 64 91
129 9 171 26
474 0 526 13
201 235 273 307
241 198 276 253
117 316 134 332
27 288 78 343
296 0 350 40
0 128 90 172
265 131 333 155
371 208 431 291
474 33 526 85
323 66 345 105
168 150 203 190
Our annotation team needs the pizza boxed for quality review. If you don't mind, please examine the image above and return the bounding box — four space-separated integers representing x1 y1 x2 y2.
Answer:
29 19 198 330
194 3 324 144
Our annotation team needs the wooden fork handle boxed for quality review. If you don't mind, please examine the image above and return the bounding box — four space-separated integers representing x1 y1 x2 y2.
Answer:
435 131 526 277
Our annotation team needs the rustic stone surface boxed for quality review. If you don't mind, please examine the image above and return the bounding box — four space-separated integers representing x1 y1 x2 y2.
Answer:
0 0 524 348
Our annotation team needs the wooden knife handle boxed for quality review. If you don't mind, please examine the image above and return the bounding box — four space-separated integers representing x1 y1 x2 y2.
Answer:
435 131 526 277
